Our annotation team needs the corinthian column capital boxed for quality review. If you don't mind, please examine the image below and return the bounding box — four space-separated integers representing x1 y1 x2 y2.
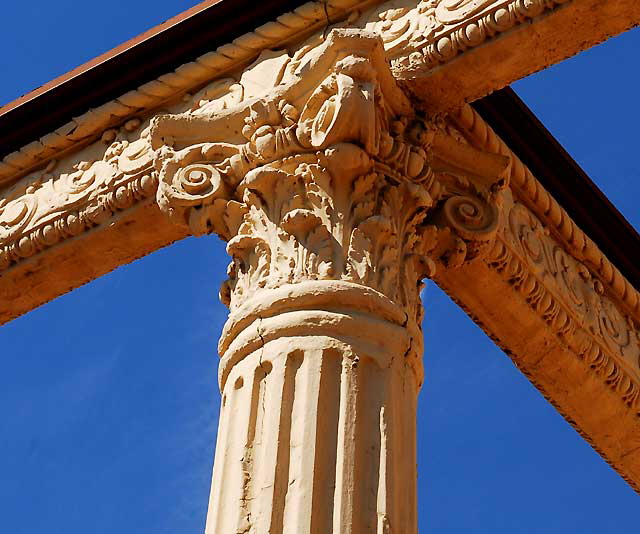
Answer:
150 28 509 533
153 28 509 312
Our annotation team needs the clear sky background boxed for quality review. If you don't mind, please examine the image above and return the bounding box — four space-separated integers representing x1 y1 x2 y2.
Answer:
0 2 639 533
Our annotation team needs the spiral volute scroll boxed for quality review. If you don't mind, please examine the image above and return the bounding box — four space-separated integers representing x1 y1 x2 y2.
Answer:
156 142 233 235
442 193 499 242
0 196 38 243
161 162 225 207
175 164 224 200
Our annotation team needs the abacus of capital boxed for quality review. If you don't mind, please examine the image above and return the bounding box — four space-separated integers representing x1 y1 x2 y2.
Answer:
1 1 640 532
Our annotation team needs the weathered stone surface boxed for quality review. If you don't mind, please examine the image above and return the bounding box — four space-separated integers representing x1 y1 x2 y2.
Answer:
2 1 640 531
209 282 420 532
2 0 638 184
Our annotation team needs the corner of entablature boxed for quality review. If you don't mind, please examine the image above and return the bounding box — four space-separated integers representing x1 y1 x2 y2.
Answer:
446 103 640 422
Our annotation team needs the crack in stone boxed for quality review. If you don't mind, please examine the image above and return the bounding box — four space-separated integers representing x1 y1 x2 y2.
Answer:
256 315 267 446
257 315 265 368
321 0 332 39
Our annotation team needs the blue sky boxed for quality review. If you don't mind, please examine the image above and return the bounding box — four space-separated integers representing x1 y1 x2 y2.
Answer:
1 2 639 532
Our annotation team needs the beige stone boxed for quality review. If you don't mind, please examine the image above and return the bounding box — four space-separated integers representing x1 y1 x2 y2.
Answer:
2 1 640 530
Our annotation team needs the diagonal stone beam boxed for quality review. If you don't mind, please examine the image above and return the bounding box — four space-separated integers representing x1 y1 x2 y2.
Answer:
439 103 640 491
0 127 188 324
0 201 187 324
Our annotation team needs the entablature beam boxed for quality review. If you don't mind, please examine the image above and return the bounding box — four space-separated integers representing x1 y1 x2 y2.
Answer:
1 0 638 187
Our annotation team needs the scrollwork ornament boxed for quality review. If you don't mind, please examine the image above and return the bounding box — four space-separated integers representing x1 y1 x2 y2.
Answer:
0 124 158 271
117 138 154 174
148 30 509 323
156 144 232 235
367 0 573 70
441 194 499 241
504 202 640 371
435 0 497 24
0 195 38 242
367 1 441 58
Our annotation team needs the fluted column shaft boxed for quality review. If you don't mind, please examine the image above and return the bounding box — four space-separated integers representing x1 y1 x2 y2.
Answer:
205 282 422 534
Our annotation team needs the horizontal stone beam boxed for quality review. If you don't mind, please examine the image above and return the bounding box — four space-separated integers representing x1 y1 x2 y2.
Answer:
3 0 639 185
387 0 640 111
0 198 187 324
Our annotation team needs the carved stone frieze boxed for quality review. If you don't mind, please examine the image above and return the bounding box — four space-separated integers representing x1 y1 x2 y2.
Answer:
0 124 157 270
0 29 508 290
438 104 640 422
452 104 640 321
489 199 640 412
364 0 572 73
0 0 579 185
0 0 603 281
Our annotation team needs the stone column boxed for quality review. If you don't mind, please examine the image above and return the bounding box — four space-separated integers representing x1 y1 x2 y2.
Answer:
203 148 428 533
208 279 421 533
151 29 507 534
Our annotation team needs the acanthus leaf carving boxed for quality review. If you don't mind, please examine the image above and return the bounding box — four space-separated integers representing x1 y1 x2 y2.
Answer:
0 29 510 309
220 144 437 318
152 29 509 321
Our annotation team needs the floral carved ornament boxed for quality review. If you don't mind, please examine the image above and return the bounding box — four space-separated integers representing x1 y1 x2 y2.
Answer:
151 29 640 418
0 126 156 270
366 0 572 70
